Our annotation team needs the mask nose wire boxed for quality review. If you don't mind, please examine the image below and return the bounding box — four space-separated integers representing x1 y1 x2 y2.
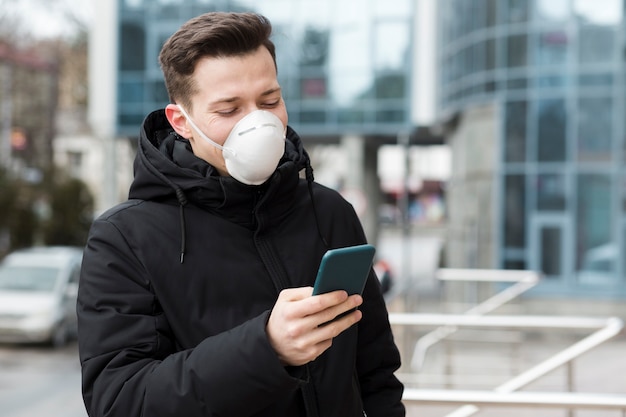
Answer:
176 105 236 156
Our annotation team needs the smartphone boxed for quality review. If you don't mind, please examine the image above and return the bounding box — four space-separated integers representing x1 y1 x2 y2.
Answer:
312 244 376 296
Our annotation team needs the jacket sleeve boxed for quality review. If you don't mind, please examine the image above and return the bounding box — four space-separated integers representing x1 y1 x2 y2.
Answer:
77 218 302 417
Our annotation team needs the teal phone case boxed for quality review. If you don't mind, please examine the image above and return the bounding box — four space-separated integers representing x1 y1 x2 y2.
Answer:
312 244 376 295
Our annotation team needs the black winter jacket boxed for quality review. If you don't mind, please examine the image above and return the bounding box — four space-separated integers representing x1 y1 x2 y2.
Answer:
77 109 405 417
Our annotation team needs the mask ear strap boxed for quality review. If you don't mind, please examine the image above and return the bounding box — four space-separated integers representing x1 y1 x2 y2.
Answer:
177 105 227 152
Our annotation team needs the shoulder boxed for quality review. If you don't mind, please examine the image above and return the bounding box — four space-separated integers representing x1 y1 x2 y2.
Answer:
95 199 145 222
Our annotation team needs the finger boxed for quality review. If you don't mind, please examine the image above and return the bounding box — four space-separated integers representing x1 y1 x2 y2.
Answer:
301 290 350 316
315 295 363 326
278 286 314 302
289 309 362 364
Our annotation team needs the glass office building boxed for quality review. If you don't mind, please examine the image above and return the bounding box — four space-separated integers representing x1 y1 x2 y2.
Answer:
116 0 414 138
438 0 626 296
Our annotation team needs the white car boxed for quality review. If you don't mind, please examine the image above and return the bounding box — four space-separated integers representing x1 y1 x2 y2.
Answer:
0 246 83 347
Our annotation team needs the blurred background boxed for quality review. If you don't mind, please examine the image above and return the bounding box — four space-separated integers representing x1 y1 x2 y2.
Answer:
1 0 626 416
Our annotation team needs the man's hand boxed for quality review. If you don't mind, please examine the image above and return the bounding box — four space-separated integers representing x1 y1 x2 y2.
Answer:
266 287 363 366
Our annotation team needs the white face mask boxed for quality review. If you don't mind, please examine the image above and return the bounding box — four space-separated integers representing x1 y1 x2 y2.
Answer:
178 106 286 185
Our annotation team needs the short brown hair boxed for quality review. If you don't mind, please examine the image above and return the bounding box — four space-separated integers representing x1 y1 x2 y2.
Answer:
159 12 276 110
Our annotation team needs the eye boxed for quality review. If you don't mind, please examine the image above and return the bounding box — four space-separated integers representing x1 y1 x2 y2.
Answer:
262 98 281 108
216 108 238 116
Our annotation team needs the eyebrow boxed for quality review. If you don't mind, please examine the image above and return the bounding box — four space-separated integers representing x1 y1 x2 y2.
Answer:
209 87 282 106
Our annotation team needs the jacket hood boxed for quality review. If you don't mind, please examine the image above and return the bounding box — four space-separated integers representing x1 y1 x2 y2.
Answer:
130 109 313 207
129 109 321 263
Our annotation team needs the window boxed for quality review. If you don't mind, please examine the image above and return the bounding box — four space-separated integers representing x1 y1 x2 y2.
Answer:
506 34 527 68
504 174 526 247
537 173 566 211
504 101 527 162
577 97 612 162
119 22 146 71
576 174 613 282
537 99 566 162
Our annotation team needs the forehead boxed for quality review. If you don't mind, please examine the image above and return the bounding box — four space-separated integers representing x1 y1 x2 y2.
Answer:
190 47 279 105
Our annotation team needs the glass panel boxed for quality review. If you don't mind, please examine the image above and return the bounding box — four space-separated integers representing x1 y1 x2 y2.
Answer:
506 34 527 68
621 174 626 213
118 80 144 104
507 78 527 89
537 173 566 211
505 0 529 22
298 110 326 124
375 108 405 123
578 73 613 87
471 42 484 74
536 30 569 66
338 108 365 124
537 99 566 162
504 174 526 248
118 111 145 127
374 74 405 99
486 0 498 27
504 101 527 162
486 38 496 70
504 259 526 270
536 75 566 88
540 226 562 276
119 22 146 71
578 26 616 64
300 77 327 99
576 174 613 282
623 228 626 282
577 97 612 163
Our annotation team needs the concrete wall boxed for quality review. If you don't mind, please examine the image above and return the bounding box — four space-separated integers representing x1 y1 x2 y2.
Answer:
444 103 499 270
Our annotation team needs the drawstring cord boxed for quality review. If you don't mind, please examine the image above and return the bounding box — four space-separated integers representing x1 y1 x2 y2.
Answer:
137 139 189 264
305 163 329 249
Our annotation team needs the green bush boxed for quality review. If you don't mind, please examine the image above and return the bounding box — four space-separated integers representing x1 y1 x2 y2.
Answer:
41 177 94 246
0 168 94 257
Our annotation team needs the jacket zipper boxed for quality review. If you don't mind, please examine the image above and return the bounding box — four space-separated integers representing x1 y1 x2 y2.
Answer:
253 200 320 417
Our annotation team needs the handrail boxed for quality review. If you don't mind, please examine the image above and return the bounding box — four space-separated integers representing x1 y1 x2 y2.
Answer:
409 268 540 369
390 313 624 416
389 313 616 330
402 389 626 410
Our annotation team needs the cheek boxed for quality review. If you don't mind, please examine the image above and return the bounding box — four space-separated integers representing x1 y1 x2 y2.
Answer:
272 106 289 131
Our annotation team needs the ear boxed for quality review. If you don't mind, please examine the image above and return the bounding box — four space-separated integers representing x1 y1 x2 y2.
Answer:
165 103 192 139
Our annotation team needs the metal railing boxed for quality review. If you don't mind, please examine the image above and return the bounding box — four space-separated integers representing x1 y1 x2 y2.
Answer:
390 268 626 416
410 268 539 370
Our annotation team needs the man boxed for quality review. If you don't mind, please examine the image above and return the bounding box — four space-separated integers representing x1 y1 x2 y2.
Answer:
77 11 405 417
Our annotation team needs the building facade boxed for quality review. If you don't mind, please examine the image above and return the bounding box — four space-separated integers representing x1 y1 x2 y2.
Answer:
114 0 415 138
437 0 626 298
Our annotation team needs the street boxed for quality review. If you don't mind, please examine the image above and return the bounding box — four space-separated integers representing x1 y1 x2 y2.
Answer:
0 342 86 417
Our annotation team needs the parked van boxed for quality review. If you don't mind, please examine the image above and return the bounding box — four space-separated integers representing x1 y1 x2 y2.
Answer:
0 246 83 347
